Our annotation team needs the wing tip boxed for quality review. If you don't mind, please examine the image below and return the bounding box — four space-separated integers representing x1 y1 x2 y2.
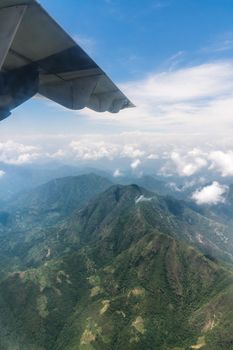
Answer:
128 101 136 108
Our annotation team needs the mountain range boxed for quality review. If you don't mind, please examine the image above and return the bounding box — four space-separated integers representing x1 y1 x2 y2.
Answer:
0 173 233 349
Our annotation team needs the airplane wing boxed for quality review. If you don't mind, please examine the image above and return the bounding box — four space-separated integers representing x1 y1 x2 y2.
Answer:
0 0 134 118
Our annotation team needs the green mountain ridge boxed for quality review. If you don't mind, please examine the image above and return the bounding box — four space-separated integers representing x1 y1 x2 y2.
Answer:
0 173 113 273
7 173 113 219
0 178 233 349
69 185 233 265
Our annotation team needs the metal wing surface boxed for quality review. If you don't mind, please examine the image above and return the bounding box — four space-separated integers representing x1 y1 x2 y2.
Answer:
0 0 133 119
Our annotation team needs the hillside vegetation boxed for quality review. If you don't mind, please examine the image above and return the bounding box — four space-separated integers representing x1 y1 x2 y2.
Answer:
0 176 233 349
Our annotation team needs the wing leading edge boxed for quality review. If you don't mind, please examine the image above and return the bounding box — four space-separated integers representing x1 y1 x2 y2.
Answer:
0 0 134 120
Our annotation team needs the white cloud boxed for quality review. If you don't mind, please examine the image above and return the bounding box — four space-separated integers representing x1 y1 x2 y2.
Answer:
79 61 233 140
161 147 233 179
11 153 39 165
127 62 233 102
131 159 141 169
135 195 153 204
0 141 40 165
147 153 159 160
192 181 228 205
3 133 233 185
209 150 233 176
70 140 119 160
113 169 123 177
4 58 233 175
4 59 233 171
47 149 67 159
168 177 206 192
121 145 144 158
3 59 233 171
0 170 5 177
161 149 208 177
69 138 146 162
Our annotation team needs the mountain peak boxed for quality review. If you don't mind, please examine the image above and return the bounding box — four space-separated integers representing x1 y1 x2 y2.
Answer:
1 175 233 349
102 183 152 204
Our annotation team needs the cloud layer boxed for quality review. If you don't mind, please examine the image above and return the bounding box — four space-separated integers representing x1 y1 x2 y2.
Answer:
2 59 233 192
0 141 40 165
2 137 233 182
79 60 233 138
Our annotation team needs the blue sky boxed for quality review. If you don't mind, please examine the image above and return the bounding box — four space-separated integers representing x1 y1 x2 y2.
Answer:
5 0 233 125
4 0 233 134
39 0 233 79
2 0 233 187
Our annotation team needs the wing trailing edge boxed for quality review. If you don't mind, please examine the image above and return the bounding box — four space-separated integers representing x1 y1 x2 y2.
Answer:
0 0 134 120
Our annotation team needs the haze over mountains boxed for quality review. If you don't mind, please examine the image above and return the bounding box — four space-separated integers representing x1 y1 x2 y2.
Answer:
0 172 233 349
0 161 230 202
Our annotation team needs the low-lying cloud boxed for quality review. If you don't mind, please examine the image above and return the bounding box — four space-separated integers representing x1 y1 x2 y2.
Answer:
0 141 40 165
113 169 124 177
131 159 141 170
209 150 233 176
161 149 207 177
192 181 229 205
135 195 153 204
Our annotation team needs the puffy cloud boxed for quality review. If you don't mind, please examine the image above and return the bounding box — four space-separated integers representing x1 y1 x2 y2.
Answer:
69 137 146 162
161 149 208 177
0 135 161 166
0 170 5 177
70 140 119 160
0 141 40 165
11 153 39 165
147 153 159 160
121 145 144 159
172 152 207 176
161 147 233 179
209 151 233 176
192 181 228 205
113 169 123 177
131 159 141 169
4 132 233 185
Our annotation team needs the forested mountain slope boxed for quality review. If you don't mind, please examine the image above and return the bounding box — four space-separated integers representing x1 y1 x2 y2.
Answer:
0 178 233 349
